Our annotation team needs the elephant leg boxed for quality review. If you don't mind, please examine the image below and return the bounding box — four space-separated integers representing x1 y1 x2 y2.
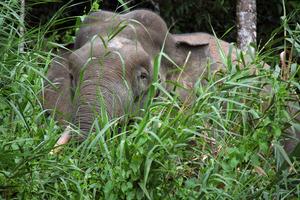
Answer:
43 50 73 125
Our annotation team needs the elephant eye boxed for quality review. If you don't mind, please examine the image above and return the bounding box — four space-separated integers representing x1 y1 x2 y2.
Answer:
140 72 148 80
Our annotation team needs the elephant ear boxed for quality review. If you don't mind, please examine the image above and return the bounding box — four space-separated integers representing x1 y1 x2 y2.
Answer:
43 48 74 125
173 34 217 69
173 33 223 73
173 34 212 61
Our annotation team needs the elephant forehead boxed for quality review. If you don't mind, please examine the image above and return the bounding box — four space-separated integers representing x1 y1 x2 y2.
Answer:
108 38 124 49
108 37 150 64
108 37 138 50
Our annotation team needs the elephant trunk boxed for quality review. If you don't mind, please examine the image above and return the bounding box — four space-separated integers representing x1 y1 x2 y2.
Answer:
73 75 132 139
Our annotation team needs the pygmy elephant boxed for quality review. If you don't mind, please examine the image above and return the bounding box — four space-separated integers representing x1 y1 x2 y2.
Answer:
43 9 299 152
43 9 215 143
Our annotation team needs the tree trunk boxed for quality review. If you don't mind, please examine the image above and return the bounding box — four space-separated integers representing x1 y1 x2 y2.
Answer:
236 0 256 51
19 0 25 53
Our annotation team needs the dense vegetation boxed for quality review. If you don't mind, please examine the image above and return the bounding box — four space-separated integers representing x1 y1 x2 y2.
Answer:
0 0 299 199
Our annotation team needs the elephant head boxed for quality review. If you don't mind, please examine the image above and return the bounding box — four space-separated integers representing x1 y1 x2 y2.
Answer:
44 37 155 141
70 36 154 136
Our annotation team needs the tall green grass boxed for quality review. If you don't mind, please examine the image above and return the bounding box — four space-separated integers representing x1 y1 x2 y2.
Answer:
0 0 299 199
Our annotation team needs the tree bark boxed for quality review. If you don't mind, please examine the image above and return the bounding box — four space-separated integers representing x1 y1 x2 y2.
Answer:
236 0 256 51
19 0 25 53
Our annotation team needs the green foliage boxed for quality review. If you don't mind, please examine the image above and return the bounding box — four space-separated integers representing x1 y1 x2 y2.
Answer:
0 0 300 199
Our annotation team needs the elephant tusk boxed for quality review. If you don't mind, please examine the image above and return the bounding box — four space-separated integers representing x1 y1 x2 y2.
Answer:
49 125 72 154
280 50 289 80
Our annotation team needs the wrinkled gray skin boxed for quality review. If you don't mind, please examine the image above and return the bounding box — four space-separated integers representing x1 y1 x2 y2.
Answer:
44 49 73 124
43 9 299 152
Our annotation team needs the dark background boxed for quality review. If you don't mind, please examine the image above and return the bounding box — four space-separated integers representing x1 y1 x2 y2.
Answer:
26 0 300 46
